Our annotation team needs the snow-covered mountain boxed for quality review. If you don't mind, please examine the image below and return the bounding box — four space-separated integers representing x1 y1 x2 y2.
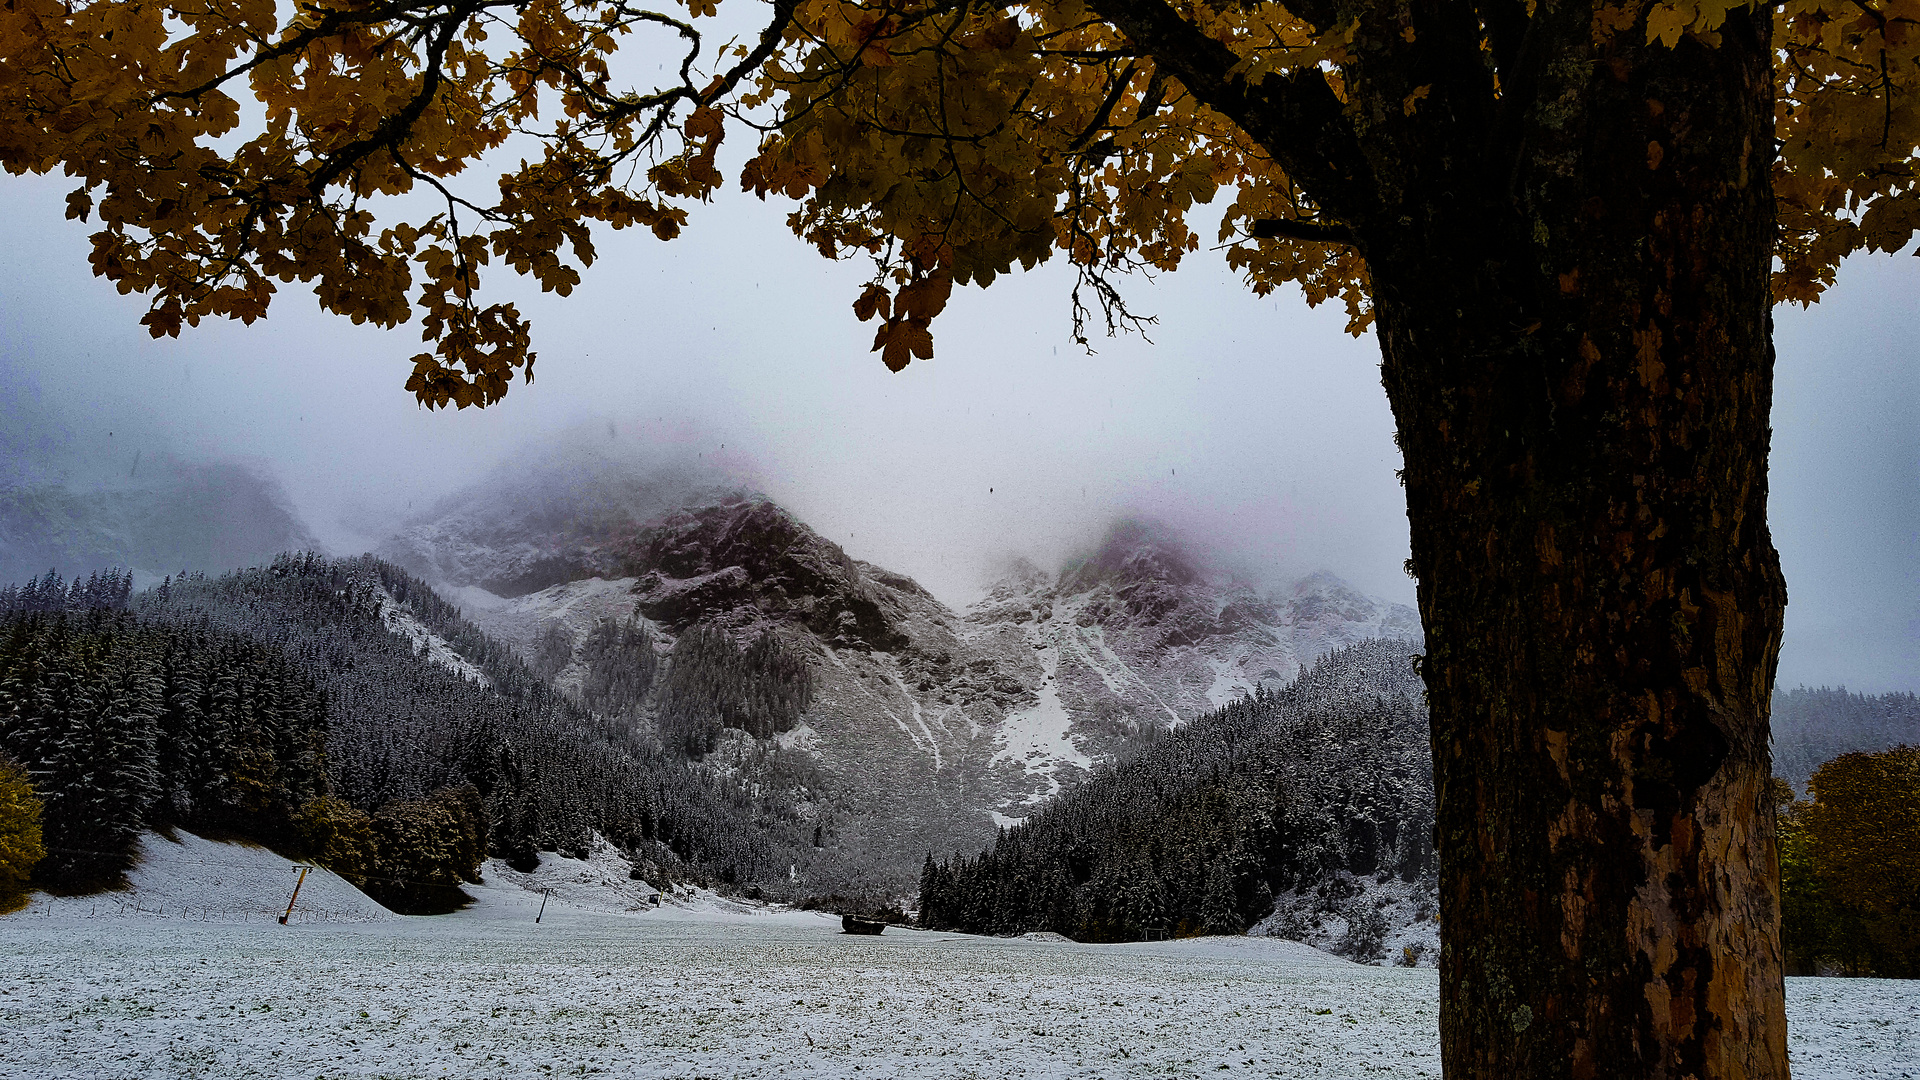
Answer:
973 520 1420 728
387 478 1421 888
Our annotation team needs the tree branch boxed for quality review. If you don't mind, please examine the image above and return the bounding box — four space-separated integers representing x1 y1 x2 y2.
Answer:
702 0 797 105
1249 217 1354 244
1476 0 1531 81
1078 0 1372 225
307 5 470 193
1067 61 1139 151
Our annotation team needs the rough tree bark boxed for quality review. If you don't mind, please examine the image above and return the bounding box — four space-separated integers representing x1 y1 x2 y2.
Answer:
1091 0 1791 1075
1375 9 1789 1076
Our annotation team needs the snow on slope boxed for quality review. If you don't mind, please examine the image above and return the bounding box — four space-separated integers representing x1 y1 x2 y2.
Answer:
990 623 1094 815
10 830 391 924
376 587 490 688
477 833 770 920
452 576 644 657
447 576 654 699
3 895 1910 1079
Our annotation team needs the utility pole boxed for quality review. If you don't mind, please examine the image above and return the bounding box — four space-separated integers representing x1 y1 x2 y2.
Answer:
280 865 314 925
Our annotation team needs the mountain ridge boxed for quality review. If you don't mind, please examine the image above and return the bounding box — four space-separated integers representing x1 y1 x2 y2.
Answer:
384 476 1423 891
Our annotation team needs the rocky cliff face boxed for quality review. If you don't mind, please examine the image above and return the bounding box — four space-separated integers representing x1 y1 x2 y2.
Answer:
616 498 910 651
390 481 1420 892
959 521 1421 819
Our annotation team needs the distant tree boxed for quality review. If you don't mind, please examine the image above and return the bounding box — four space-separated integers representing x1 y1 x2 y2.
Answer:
1773 778 1836 976
0 755 45 895
366 784 488 914
1341 899 1390 963
1199 860 1242 936
497 793 542 874
292 795 376 879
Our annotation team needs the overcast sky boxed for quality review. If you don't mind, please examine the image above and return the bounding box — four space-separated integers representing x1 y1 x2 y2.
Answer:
1 164 1915 693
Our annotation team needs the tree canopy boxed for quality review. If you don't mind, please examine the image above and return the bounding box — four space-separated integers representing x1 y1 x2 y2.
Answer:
1777 747 1920 976
1 0 1913 403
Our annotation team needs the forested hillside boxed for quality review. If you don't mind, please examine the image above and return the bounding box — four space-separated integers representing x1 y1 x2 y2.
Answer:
0 571 328 889
918 639 1433 955
143 555 826 891
0 558 831 907
1773 687 1920 790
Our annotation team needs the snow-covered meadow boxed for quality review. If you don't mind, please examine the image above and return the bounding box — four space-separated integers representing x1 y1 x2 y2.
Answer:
2 836 1914 1080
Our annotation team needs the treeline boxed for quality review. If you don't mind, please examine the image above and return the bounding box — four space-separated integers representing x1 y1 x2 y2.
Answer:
656 623 813 757
919 640 1432 943
1778 745 1920 977
137 554 820 894
1773 686 1920 791
0 598 327 887
1 567 134 613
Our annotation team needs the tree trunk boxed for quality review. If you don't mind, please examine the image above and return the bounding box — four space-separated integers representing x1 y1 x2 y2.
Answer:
1366 8 1790 1077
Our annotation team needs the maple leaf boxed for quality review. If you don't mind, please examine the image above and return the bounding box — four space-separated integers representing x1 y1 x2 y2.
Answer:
871 317 933 372
853 283 891 322
894 274 951 322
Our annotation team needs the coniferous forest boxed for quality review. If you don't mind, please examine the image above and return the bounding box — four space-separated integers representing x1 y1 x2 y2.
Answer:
656 623 813 757
0 557 823 908
919 639 1434 943
0 591 326 888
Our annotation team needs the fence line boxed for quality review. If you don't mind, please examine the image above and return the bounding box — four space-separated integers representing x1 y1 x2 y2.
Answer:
12 897 386 923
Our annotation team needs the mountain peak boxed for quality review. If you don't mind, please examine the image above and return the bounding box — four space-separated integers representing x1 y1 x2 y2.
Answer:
379 438 744 597
1059 517 1202 595
620 495 907 650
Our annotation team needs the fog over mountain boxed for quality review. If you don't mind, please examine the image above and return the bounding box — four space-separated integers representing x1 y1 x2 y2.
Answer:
0 169 1913 691
0 380 316 586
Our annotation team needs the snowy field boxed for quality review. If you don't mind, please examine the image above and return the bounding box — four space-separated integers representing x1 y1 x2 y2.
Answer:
1 837 1915 1080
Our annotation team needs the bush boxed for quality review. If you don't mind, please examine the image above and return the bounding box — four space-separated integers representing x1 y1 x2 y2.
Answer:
1340 899 1389 962
364 784 488 914
293 795 377 882
0 757 46 895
